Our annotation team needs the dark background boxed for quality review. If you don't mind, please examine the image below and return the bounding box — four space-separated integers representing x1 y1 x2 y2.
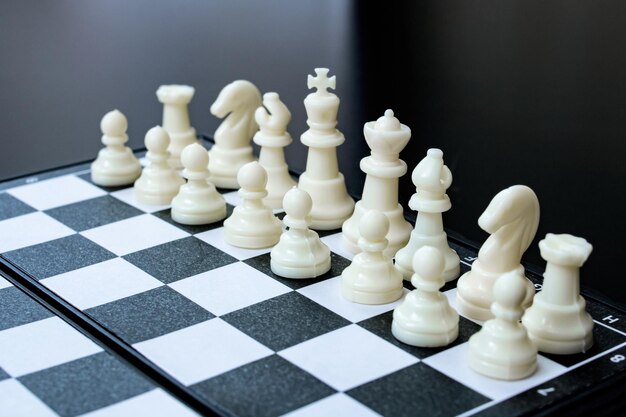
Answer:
1 1 624 306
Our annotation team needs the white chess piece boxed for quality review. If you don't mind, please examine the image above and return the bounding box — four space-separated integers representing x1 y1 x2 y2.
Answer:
271 187 331 278
341 210 404 304
297 68 355 230
171 143 227 225
522 233 594 354
392 246 459 347
91 110 141 186
224 161 282 248
156 85 198 169
394 149 460 282
469 271 538 380
254 92 297 208
134 126 184 205
456 185 538 321
342 109 412 257
209 80 262 189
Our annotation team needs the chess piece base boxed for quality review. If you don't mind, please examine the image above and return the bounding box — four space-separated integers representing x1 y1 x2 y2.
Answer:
271 230 331 278
171 187 227 225
522 295 594 354
134 171 184 205
298 172 355 230
391 320 459 348
224 208 282 249
91 149 141 187
456 263 534 321
341 256 403 305
208 145 256 189
469 322 537 380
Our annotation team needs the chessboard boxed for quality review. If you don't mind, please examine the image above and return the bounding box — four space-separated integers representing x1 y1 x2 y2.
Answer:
1 151 625 417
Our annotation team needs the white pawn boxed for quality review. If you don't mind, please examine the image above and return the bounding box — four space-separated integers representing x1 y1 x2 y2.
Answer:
254 92 297 208
341 210 403 304
392 246 459 347
522 234 594 354
91 110 141 186
271 187 331 278
171 143 227 225
224 161 282 248
469 271 538 380
395 149 460 282
134 126 184 205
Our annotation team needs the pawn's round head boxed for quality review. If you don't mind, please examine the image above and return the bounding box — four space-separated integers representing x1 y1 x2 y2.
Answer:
101 110 127 136
181 143 208 170
237 161 267 191
144 126 170 152
359 210 389 243
283 187 312 220
412 246 445 281
493 272 527 309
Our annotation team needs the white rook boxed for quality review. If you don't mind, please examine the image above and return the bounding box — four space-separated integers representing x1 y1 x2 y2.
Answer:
156 85 198 169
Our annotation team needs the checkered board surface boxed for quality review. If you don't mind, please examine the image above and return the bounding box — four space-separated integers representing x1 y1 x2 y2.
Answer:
1 162 625 417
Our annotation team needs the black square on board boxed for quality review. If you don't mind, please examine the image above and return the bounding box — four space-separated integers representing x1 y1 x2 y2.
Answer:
85 286 214 343
191 355 335 417
44 195 142 232
19 352 154 417
152 206 235 235
0 193 35 221
222 292 350 351
3 234 116 279
123 236 238 284
0 286 54 331
357 310 481 359
0 367 9 381
347 362 489 417
244 252 351 290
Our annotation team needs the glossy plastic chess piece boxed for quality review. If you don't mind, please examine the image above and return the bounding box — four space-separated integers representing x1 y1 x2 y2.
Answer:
395 149 460 281
209 80 262 189
522 233 594 354
171 143 227 225
271 187 331 278
254 92 297 208
456 185 538 320
392 246 459 347
341 210 404 304
342 110 412 257
156 85 199 169
224 161 282 248
91 110 141 186
469 271 538 380
134 126 184 205
297 68 355 230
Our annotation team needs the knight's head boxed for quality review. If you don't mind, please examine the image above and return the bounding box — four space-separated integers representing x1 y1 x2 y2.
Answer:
478 185 539 235
210 80 262 118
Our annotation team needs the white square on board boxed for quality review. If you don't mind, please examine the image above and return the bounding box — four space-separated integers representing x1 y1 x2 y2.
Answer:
320 233 355 261
0 276 13 290
134 319 273 386
422 342 567 401
297 277 408 323
194 227 273 261
78 388 199 417
0 380 59 417
0 212 74 253
110 188 170 213
80 214 189 256
41 258 163 310
169 262 291 316
279 324 418 391
282 393 381 417
7 175 106 211
0 317 102 377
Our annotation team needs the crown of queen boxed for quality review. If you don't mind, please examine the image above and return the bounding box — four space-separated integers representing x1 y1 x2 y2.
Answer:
304 68 340 131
